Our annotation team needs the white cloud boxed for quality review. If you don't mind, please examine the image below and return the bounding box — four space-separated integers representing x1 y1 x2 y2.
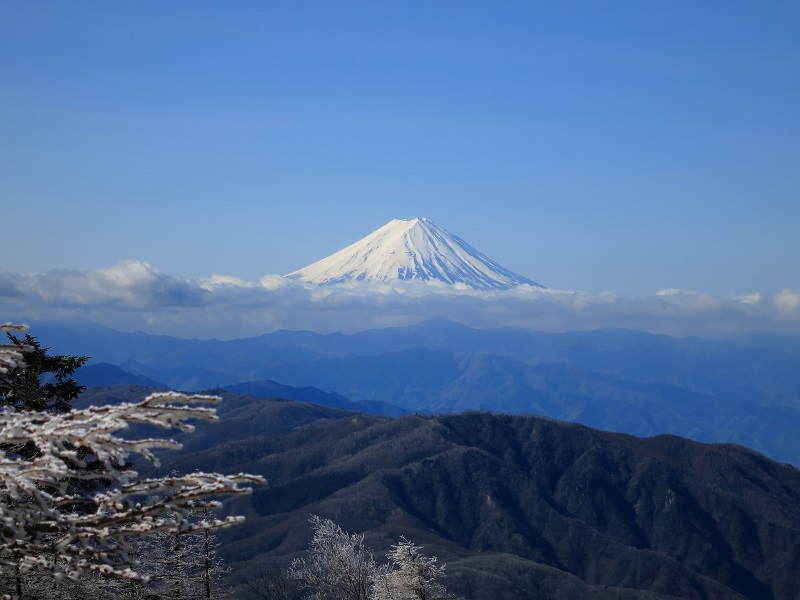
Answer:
6 261 208 309
774 289 800 315
202 274 253 288
655 288 694 297
732 292 762 305
1 262 799 339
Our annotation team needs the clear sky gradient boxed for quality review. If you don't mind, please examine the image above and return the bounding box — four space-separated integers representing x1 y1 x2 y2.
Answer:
3 2 799 301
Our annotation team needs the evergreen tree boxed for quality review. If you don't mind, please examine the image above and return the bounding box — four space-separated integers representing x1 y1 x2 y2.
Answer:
0 331 88 414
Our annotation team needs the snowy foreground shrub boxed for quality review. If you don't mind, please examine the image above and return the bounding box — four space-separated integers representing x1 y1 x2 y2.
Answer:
371 538 451 600
286 515 459 600
289 515 377 600
0 323 263 595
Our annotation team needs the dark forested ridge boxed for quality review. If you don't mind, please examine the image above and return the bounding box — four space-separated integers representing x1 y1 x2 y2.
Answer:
94 386 800 600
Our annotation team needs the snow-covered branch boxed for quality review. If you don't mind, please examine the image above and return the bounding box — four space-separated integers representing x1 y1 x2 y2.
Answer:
0 324 31 375
0 323 263 588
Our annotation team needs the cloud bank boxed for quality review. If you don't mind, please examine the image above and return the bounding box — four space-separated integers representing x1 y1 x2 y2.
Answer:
1 261 798 339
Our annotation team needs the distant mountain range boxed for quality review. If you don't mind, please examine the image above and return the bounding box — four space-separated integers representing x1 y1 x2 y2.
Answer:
75 362 165 388
51 319 800 465
76 362 406 415
286 217 542 289
100 386 800 600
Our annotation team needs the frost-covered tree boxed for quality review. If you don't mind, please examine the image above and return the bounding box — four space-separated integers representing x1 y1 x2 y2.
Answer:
0 323 263 596
370 539 453 600
289 515 377 600
0 328 107 504
289 518 458 600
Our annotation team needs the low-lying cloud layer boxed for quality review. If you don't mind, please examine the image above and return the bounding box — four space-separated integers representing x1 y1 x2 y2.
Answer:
2 260 799 339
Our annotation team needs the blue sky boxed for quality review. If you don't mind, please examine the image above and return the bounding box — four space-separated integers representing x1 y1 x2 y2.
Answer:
2 2 799 337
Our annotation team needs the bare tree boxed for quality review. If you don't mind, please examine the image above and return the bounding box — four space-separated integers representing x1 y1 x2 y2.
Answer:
134 505 230 599
243 561 303 600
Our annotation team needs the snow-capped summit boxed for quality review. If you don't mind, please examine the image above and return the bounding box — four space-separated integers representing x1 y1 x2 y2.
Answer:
286 218 543 290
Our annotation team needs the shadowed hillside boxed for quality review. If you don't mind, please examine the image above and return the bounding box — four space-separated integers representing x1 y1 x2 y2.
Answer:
93 386 800 600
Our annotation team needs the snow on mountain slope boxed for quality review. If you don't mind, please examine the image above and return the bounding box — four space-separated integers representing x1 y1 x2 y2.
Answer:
286 218 543 290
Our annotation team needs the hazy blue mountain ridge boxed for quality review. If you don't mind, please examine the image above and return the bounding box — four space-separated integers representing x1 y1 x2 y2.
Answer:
36 318 800 464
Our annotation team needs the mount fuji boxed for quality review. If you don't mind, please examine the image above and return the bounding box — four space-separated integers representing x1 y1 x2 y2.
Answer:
286 218 543 290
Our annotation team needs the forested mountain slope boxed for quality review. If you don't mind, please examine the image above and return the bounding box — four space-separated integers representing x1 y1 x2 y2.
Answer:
95 387 800 600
